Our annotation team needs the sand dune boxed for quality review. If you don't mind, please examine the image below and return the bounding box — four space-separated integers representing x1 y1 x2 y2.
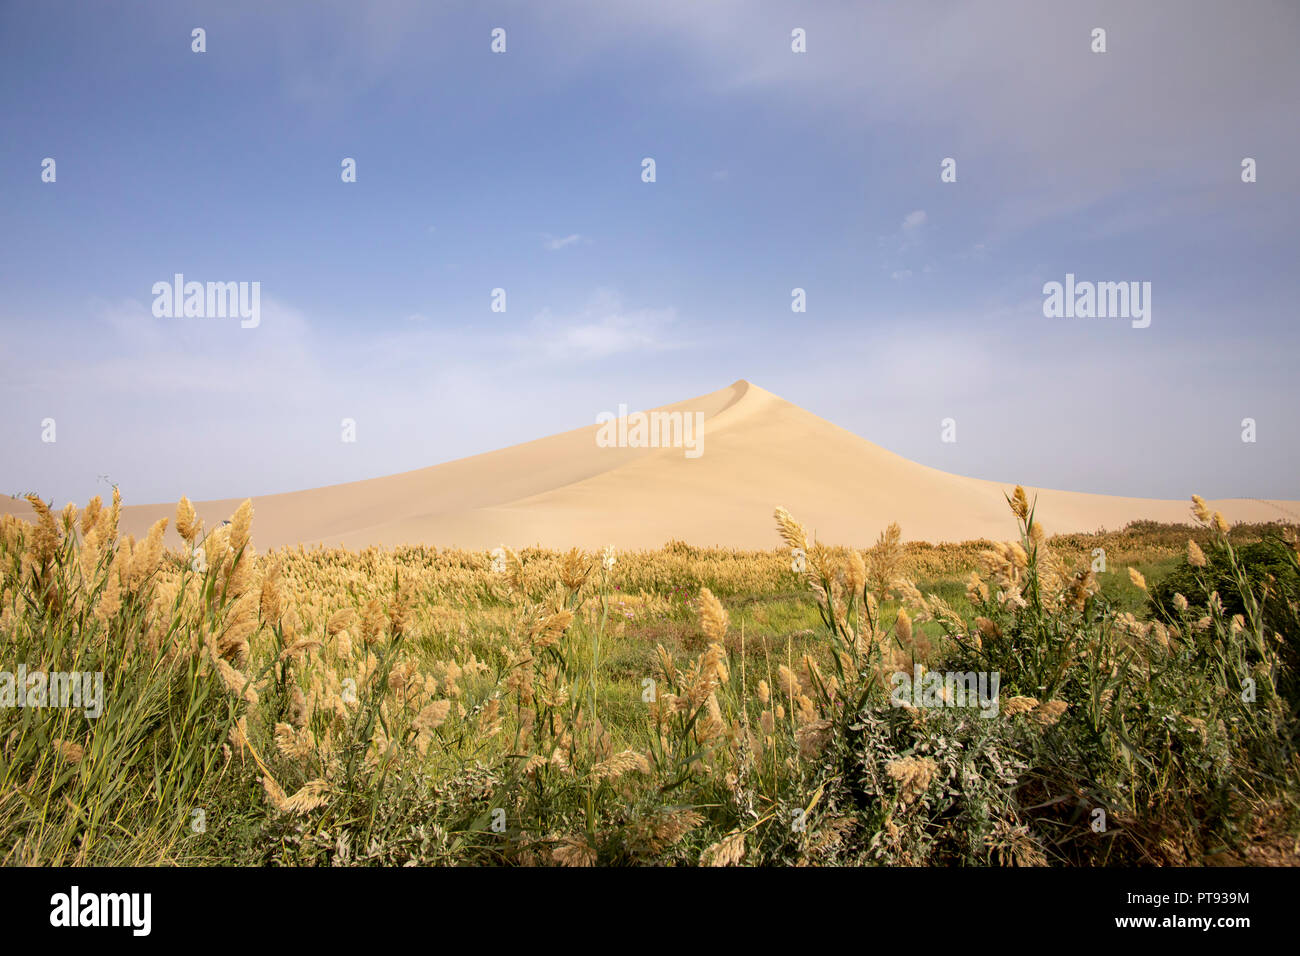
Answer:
5 380 1297 550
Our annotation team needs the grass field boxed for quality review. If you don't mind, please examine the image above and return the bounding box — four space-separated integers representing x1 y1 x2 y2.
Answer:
2 489 1298 866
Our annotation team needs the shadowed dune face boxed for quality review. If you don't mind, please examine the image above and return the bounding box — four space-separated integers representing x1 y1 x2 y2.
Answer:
4 379 1297 549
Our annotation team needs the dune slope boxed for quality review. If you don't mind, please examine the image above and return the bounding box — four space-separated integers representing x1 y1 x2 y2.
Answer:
5 380 1297 549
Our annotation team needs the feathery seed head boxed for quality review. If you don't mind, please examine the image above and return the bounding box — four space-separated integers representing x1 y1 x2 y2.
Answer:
697 587 729 644
175 496 200 544
773 506 808 552
1190 495 1212 525
1008 486 1030 521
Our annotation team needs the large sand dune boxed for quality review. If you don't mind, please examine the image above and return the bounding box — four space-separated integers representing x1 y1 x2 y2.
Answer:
6 380 1297 550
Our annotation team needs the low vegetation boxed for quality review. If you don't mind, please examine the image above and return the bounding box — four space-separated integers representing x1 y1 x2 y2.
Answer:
1 488 1296 865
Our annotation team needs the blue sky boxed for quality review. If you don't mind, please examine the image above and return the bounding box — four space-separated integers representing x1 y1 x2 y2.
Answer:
2 0 1298 506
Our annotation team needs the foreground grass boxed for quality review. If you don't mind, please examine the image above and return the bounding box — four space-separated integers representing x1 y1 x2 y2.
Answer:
1 490 1297 866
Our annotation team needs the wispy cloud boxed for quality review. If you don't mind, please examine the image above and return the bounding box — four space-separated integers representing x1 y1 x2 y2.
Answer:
520 290 679 361
542 233 583 251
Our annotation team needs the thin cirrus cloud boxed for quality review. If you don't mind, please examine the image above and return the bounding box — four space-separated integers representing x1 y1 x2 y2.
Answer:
542 233 584 251
520 291 679 362
900 210 928 249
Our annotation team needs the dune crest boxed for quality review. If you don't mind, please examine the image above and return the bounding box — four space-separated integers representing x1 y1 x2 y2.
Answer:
6 380 1297 549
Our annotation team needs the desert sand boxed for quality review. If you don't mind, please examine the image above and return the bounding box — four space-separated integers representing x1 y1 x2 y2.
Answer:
5 380 1297 550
